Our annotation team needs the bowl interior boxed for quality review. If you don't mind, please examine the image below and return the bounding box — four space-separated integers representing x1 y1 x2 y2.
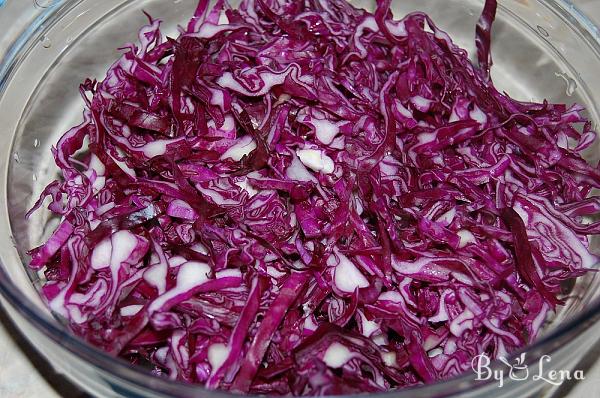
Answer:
1 0 600 392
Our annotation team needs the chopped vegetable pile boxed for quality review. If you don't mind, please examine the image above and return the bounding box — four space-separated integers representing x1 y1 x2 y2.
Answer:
28 0 600 395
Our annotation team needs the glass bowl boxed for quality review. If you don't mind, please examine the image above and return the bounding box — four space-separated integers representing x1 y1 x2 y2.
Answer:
1 0 600 397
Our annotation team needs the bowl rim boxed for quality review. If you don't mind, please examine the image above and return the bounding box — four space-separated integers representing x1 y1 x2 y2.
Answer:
1 0 600 397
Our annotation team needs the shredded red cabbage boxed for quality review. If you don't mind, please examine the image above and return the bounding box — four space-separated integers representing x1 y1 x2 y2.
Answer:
28 0 600 394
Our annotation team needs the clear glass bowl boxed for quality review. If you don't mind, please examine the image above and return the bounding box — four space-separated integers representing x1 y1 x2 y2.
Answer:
1 0 600 397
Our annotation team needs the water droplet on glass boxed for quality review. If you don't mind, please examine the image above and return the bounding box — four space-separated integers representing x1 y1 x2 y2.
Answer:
33 138 40 148
537 25 549 37
566 79 577 96
555 72 577 97
34 0 55 8
32 173 38 182
66 36 74 44
40 35 52 48
13 152 20 162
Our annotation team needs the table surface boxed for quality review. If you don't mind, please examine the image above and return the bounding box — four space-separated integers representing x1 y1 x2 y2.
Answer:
3 1 600 397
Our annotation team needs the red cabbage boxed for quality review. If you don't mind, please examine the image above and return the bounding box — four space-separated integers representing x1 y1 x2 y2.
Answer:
28 0 600 394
